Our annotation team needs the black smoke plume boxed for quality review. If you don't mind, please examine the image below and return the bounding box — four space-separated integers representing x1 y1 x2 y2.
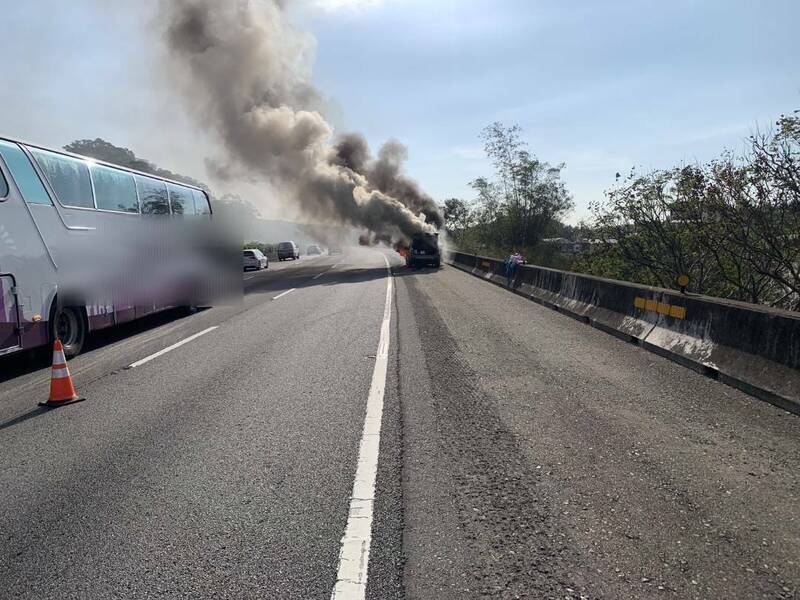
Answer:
331 133 443 229
163 0 440 242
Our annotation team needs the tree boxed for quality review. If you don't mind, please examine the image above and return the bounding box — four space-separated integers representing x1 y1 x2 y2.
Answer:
473 123 573 252
587 167 719 291
442 198 472 234
583 109 800 310
695 116 800 308
63 138 208 190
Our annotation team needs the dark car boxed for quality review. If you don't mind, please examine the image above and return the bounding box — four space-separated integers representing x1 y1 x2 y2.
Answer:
407 232 441 268
307 244 322 255
277 241 300 261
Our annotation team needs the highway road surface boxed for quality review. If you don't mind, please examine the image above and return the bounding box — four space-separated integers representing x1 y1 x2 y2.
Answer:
1 247 798 599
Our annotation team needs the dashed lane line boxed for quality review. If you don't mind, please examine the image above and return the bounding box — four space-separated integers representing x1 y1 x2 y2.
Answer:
312 262 342 281
127 327 219 369
272 288 296 301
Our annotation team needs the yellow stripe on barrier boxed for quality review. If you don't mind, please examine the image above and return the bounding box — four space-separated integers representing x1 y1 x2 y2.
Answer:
634 296 686 320
669 305 687 320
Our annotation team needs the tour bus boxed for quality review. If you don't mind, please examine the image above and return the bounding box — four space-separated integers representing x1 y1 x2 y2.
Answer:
0 136 219 359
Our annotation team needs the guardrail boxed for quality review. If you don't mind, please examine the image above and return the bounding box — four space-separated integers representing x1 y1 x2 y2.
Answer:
448 251 800 414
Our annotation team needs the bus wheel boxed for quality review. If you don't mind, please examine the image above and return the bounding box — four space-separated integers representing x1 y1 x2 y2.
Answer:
52 306 87 358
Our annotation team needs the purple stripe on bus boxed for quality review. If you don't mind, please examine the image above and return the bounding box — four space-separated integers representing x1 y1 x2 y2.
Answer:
0 278 7 322
88 313 114 332
115 307 136 324
21 321 48 348
0 323 16 349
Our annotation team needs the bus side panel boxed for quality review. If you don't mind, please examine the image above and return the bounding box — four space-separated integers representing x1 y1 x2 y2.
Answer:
86 303 114 332
0 201 57 354
0 275 21 353
21 320 49 349
136 302 156 319
115 304 136 325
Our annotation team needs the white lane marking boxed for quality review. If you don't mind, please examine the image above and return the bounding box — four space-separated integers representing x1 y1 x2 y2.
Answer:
244 275 255 281
127 327 218 369
312 263 339 281
331 253 392 599
272 288 296 301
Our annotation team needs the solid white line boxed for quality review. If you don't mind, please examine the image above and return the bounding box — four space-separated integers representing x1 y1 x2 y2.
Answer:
272 288 296 301
127 327 218 369
312 272 324 280
331 253 392 599
244 275 255 280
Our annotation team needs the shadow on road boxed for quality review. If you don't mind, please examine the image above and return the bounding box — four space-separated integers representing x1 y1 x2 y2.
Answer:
0 258 441 386
0 406 50 432
391 264 446 278
244 261 442 295
0 307 207 385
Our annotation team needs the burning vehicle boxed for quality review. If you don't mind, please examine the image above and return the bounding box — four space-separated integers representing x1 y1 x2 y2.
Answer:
403 232 441 269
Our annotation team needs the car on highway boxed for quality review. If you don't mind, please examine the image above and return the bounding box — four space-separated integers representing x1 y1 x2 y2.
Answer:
408 232 441 268
243 249 268 271
277 241 300 261
307 244 322 255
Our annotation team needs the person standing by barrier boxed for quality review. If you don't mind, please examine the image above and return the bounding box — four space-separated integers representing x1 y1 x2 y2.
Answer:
506 251 524 283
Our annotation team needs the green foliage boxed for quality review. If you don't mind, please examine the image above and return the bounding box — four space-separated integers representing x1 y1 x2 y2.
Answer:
450 111 800 311
581 111 800 309
446 122 573 262
63 138 208 190
244 241 274 255
443 198 472 233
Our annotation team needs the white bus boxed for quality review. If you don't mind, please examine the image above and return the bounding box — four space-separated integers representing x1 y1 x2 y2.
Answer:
0 136 220 359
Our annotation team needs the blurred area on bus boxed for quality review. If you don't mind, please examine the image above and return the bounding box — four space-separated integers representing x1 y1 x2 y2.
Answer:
55 217 243 316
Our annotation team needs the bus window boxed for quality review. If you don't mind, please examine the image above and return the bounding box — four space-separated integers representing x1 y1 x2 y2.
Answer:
192 188 212 215
167 183 196 215
29 147 93 208
0 140 52 205
0 164 8 199
92 164 138 213
136 175 170 215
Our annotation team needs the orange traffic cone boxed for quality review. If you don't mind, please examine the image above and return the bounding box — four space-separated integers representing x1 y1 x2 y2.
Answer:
39 340 85 408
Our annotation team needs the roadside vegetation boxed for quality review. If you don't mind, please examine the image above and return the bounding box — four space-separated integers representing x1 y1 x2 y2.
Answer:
445 110 800 311
243 241 278 259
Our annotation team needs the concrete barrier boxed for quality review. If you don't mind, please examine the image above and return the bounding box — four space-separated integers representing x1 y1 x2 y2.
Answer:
448 251 800 414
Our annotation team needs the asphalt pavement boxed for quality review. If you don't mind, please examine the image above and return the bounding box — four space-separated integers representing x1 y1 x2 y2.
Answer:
1 249 798 599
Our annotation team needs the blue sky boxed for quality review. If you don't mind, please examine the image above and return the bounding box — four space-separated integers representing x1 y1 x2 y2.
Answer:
1 0 798 222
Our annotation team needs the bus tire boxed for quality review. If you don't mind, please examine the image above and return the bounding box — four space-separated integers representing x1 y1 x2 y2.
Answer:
50 304 87 358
